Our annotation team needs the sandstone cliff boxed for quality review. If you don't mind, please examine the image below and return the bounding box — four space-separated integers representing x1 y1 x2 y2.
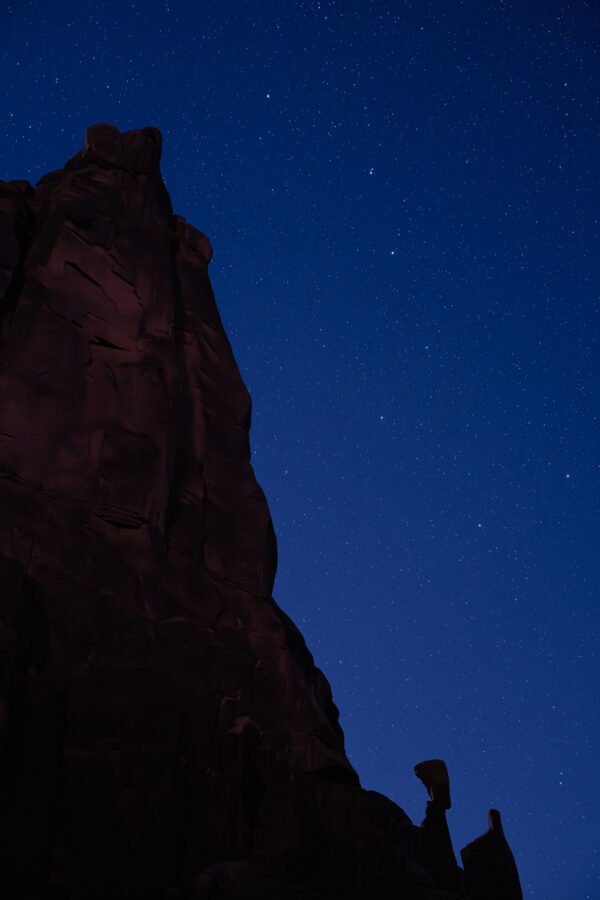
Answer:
0 125 510 899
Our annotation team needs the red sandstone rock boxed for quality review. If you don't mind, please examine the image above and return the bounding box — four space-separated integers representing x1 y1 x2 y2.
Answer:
0 125 513 899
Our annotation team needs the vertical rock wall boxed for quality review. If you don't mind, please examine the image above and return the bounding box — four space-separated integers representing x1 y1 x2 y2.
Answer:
0 125 469 899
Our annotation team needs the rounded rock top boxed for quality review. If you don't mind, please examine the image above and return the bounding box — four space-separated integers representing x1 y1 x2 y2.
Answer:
82 123 163 175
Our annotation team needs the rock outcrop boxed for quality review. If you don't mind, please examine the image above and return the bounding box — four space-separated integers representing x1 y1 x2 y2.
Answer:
0 125 519 899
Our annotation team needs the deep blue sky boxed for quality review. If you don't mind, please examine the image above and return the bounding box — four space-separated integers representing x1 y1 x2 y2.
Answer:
1 1 599 896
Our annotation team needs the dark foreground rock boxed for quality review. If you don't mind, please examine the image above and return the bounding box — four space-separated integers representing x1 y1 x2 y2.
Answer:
0 125 520 899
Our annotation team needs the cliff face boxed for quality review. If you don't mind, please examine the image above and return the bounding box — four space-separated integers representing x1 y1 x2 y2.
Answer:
0 125 478 899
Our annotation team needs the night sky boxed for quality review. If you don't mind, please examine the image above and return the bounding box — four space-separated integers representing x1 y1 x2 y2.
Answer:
1 1 599 897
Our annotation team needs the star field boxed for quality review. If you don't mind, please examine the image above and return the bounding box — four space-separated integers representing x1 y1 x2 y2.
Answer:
1 2 599 897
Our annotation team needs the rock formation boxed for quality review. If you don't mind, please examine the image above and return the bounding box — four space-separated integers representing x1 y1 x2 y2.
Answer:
0 125 521 899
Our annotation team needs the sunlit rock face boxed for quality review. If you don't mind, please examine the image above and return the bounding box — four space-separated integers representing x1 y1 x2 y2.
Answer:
0 125 465 899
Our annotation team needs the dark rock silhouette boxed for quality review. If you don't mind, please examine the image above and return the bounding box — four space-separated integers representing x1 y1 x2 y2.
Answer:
0 124 522 899
460 811 523 900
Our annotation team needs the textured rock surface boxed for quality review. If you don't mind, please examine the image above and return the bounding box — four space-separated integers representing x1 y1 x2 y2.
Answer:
0 125 505 899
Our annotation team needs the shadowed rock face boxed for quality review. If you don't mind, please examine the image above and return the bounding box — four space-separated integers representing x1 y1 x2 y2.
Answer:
0 125 466 899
